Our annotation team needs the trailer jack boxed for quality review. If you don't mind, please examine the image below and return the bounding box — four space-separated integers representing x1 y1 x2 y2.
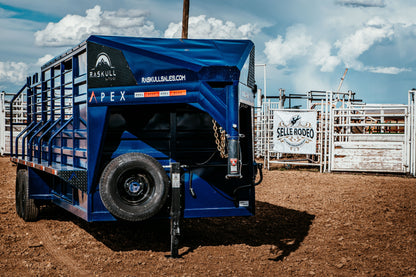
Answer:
169 162 182 258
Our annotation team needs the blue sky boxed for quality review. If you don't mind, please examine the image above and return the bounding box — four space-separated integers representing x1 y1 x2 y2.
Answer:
0 0 415 104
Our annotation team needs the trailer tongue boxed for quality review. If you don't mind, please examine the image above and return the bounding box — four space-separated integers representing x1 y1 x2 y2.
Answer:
10 35 261 256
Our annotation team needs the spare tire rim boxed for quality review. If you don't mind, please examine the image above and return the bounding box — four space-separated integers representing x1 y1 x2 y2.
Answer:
117 170 154 205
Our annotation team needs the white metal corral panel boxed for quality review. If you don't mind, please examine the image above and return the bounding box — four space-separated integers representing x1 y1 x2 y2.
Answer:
349 134 404 142
332 141 406 172
0 92 5 155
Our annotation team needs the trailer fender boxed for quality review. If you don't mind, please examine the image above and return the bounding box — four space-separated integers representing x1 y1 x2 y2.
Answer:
99 153 169 221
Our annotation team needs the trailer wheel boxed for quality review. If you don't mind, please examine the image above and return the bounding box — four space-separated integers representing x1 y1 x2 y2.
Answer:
99 153 169 221
15 169 39 221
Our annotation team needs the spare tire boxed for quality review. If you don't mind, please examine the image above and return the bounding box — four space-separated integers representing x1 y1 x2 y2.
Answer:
99 153 169 221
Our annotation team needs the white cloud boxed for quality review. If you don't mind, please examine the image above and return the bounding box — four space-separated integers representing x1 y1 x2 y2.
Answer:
264 18 407 75
365 66 409 74
292 65 333 92
0 61 29 83
164 15 259 39
264 25 313 66
336 0 386 8
34 5 160 47
335 17 393 69
37 54 54 66
333 17 408 74
311 41 341 72
0 55 61 85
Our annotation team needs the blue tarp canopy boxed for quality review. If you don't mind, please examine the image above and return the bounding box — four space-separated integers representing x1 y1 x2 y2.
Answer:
87 35 254 73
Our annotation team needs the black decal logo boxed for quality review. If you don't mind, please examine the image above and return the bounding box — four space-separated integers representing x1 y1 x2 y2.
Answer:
290 115 301 126
89 52 117 81
87 41 138 88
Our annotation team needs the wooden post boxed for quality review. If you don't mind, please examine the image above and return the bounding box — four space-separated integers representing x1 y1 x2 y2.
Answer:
182 0 190 39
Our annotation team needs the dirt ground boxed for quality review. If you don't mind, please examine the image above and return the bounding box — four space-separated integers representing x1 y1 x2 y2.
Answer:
0 157 415 276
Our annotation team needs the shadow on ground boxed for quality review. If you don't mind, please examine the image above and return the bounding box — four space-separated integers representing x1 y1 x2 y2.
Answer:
39 201 315 260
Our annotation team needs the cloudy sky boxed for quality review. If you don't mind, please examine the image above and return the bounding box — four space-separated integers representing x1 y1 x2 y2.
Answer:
1 0 415 104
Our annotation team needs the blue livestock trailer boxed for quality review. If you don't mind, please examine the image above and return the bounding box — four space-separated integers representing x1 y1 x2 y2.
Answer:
10 35 262 255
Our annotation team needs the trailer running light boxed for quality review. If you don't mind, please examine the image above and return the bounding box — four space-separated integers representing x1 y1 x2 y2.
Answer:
134 90 186 98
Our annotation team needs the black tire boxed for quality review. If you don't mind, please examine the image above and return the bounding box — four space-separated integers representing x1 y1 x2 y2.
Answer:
99 153 169 221
15 169 39 221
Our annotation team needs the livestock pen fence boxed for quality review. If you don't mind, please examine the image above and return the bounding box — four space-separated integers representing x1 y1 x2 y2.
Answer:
2 88 416 176
0 91 26 155
254 90 359 172
255 89 416 176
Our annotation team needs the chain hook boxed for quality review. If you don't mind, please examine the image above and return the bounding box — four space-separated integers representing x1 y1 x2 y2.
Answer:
212 119 228 158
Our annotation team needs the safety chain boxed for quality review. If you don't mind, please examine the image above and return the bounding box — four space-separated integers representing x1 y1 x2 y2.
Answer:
212 119 228 158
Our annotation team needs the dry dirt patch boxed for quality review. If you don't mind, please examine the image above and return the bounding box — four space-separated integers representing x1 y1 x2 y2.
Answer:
1 157 415 276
